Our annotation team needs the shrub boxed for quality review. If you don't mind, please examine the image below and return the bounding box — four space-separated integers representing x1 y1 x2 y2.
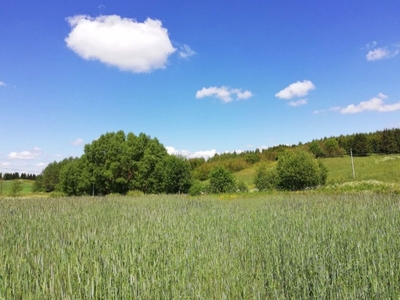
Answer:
9 180 23 197
208 166 236 194
276 150 328 191
254 164 279 191
188 181 205 196
126 190 145 197
236 180 249 193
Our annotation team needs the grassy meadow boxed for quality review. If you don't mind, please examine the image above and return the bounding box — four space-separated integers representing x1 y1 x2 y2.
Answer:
0 179 34 196
235 154 400 191
1 194 400 298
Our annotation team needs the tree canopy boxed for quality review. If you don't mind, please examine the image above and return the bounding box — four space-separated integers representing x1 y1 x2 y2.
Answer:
37 131 193 196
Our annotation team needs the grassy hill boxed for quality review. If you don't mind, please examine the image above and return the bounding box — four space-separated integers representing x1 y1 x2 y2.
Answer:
234 154 400 190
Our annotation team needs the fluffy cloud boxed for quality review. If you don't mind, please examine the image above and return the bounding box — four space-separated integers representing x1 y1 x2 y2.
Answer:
366 47 399 61
275 80 315 99
166 147 218 160
341 93 400 114
288 99 307 107
196 86 253 103
7 147 42 160
65 15 177 73
179 44 196 59
71 138 84 146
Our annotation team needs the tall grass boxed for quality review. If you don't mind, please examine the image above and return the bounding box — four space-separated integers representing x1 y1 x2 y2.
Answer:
1 194 400 298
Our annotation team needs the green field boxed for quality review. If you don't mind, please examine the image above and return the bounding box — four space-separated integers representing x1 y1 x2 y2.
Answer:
1 194 400 298
0 180 34 196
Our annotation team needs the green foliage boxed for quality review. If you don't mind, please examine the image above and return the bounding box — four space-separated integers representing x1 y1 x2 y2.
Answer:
9 180 23 197
308 140 325 158
126 190 145 197
235 180 249 192
208 166 236 193
161 155 192 194
253 163 279 191
32 175 43 192
59 157 92 196
351 133 370 156
83 131 168 195
188 180 205 196
276 150 328 190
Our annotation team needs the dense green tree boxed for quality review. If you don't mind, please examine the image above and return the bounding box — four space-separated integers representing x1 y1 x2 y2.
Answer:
208 166 236 193
59 157 92 196
253 163 279 191
308 140 325 158
84 131 168 195
41 158 73 192
160 155 192 194
276 150 327 191
351 133 370 156
323 138 344 157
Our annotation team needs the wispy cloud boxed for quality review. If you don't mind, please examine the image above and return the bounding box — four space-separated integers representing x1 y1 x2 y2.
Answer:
365 42 400 61
366 47 399 61
196 86 253 103
179 44 196 59
288 99 307 107
313 107 340 114
275 80 315 100
71 138 84 146
341 93 400 114
65 15 177 73
0 81 6 87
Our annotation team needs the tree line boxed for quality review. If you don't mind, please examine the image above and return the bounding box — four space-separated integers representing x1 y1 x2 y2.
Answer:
0 172 37 180
34 128 400 196
189 128 400 180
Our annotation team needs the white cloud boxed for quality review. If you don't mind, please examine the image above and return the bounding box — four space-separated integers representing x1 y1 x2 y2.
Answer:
288 99 307 107
179 44 196 59
275 80 315 99
196 86 253 103
7 147 42 160
71 138 84 145
341 93 400 114
166 146 217 160
0 81 6 87
65 15 176 73
365 40 400 61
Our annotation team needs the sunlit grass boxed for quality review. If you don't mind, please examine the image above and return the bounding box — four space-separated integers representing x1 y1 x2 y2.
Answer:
1 194 400 298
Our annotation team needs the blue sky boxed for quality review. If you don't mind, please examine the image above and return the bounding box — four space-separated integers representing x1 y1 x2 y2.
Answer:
1 0 400 174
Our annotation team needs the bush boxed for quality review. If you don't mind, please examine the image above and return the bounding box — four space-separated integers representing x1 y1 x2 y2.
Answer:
188 181 205 196
9 180 23 197
208 166 236 194
126 190 145 197
236 180 249 192
276 150 328 191
254 164 279 191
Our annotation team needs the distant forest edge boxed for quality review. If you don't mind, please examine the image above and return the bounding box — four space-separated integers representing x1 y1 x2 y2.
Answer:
2 128 399 196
